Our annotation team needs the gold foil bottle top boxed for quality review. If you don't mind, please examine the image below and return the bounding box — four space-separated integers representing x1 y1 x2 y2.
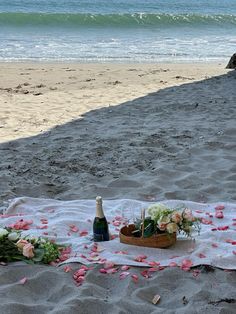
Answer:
95 196 104 218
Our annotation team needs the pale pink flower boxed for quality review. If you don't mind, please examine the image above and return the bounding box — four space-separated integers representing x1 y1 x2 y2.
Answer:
158 216 170 231
22 243 34 258
16 239 29 250
171 211 182 224
166 223 178 234
183 208 194 221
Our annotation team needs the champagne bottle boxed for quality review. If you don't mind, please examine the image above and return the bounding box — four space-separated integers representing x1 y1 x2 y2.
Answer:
93 196 110 241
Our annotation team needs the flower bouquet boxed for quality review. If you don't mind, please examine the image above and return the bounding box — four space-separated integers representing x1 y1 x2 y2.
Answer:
119 204 201 248
0 227 62 264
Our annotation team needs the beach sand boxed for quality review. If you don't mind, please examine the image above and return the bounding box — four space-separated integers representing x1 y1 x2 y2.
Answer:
0 62 235 313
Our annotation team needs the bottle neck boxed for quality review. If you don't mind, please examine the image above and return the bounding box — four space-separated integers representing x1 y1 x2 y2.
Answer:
96 196 105 218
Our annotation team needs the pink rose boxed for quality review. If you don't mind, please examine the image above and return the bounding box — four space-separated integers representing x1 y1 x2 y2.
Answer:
158 222 167 231
22 243 34 258
158 216 170 231
16 239 29 250
171 212 182 224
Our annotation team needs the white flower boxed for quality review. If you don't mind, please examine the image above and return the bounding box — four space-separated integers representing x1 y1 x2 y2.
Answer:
166 223 178 234
8 232 19 242
0 228 8 238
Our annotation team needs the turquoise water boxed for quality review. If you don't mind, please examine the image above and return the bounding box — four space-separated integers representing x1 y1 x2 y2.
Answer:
0 0 236 62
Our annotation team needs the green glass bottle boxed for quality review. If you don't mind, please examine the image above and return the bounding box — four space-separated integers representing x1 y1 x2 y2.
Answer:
93 196 110 242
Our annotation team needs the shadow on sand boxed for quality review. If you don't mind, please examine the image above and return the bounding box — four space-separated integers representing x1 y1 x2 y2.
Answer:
0 70 235 204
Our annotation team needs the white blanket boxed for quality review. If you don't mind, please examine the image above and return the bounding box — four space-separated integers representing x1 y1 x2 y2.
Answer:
1 197 236 269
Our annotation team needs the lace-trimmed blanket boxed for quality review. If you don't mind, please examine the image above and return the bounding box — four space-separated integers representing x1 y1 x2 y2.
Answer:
1 197 236 269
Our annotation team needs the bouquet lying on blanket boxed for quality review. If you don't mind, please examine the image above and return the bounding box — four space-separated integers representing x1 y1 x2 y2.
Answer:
0 227 61 264
133 204 201 238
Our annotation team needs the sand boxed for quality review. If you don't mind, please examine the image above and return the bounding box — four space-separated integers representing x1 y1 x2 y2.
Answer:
0 62 236 313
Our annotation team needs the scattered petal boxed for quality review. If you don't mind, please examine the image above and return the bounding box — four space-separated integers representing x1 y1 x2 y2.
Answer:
201 218 213 225
69 225 79 233
181 259 193 271
114 250 128 255
99 268 107 274
19 277 27 285
212 243 218 248
106 268 118 274
198 253 206 258
79 230 88 237
63 266 72 273
215 211 224 219
121 265 130 271
141 270 151 278
217 225 229 231
110 234 118 240
169 261 178 267
149 267 159 272
215 205 225 211
134 255 147 262
112 221 121 227
119 271 130 279
148 261 160 267
131 274 139 283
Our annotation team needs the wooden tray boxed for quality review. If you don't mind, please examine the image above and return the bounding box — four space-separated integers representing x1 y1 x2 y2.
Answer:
119 224 176 248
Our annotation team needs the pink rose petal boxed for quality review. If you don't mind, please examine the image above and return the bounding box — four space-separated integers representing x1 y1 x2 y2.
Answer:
134 255 147 262
158 266 165 271
217 225 229 231
201 218 213 225
215 205 225 211
141 270 151 278
233 251 236 255
169 261 178 267
149 268 159 272
19 277 27 285
79 230 88 237
99 268 107 274
131 274 139 283
112 221 121 227
215 211 224 219
69 225 79 233
148 261 160 267
119 271 130 279
114 250 128 255
106 268 118 274
212 243 218 248
181 259 193 271
63 266 72 273
198 253 206 258
121 265 130 271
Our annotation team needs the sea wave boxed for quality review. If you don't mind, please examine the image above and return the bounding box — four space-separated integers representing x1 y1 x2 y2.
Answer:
0 12 236 27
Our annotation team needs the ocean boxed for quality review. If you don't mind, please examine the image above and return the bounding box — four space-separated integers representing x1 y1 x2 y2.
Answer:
0 0 236 62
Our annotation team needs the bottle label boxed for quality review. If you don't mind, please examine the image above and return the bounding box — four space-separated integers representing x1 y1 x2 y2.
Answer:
93 232 109 242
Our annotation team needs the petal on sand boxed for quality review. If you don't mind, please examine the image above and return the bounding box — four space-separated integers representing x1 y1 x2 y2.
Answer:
19 277 27 285
119 272 130 279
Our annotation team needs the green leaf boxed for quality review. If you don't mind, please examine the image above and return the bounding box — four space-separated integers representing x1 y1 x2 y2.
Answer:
32 248 45 262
